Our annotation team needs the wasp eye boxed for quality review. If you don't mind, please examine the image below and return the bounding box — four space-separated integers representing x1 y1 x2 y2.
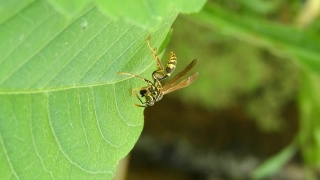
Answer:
140 89 147 97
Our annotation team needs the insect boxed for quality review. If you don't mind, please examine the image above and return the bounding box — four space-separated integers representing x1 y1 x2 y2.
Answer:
118 36 199 107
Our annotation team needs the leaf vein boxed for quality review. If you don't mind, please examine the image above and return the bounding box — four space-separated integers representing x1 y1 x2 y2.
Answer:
90 87 120 148
94 29 148 83
0 128 20 179
0 11 56 84
77 89 91 154
29 94 55 179
40 12 108 88
47 91 111 174
80 24 135 84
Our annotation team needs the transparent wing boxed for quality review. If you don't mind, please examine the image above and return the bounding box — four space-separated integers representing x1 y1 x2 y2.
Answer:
162 72 199 95
163 59 197 87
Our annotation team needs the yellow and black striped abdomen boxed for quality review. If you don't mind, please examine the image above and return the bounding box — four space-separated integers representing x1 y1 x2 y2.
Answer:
166 51 177 74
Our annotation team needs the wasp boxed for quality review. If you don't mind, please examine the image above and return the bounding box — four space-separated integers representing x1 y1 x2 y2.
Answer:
118 36 199 107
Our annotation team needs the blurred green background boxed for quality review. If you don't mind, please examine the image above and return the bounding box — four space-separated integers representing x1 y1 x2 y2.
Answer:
123 0 320 179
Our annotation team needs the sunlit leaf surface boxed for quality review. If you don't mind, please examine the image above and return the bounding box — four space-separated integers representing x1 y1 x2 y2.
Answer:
0 0 177 179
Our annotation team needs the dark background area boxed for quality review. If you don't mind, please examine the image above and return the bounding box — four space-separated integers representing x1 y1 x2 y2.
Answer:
128 97 300 179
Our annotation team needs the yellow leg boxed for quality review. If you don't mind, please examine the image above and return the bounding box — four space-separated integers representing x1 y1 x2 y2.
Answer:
146 36 164 71
134 91 146 107
134 103 146 107
118 72 146 80
131 88 141 96
118 71 154 83
118 71 149 107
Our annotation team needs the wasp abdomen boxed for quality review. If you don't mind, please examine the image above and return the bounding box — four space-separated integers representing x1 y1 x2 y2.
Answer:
166 52 177 74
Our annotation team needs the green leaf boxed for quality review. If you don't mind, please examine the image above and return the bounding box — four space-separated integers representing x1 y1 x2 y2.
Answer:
0 0 35 24
237 0 279 14
50 0 206 29
47 0 89 16
251 140 298 179
299 72 320 167
0 0 177 179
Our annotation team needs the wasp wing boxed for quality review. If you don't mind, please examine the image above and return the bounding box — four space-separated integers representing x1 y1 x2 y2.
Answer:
163 59 197 88
162 72 199 95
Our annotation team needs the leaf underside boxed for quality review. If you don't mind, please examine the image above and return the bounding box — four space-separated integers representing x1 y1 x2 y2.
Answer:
0 0 178 179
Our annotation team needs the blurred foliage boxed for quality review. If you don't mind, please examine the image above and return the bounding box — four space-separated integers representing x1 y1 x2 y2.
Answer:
162 0 320 179
166 18 299 131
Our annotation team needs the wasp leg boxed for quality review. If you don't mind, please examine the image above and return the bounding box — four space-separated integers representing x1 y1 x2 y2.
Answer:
146 36 164 71
134 92 147 107
130 88 141 96
152 51 177 81
118 72 153 84
152 69 167 81
134 103 147 107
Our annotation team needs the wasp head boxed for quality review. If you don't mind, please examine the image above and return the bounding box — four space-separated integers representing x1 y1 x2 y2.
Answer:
139 89 147 97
